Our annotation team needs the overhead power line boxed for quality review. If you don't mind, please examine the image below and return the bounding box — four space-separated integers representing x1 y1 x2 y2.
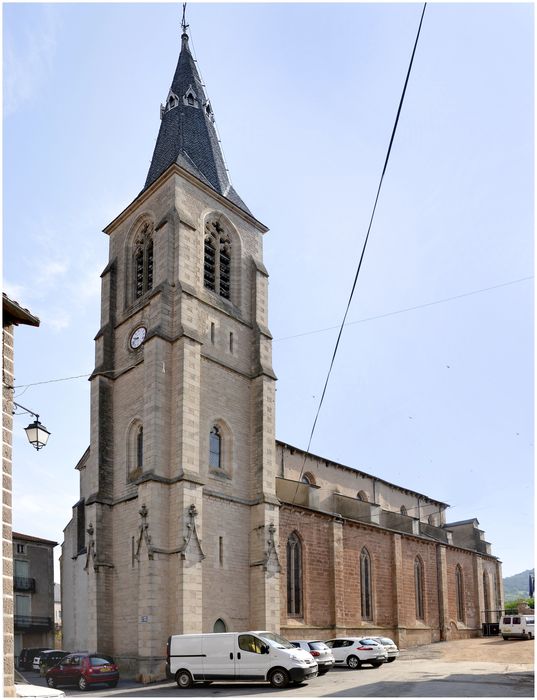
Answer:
291 3 428 498
274 275 533 343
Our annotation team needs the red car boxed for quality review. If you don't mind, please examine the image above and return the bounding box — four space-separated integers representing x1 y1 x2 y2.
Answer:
45 653 119 691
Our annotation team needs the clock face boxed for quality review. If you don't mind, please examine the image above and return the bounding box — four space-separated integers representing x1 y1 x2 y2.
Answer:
130 326 147 349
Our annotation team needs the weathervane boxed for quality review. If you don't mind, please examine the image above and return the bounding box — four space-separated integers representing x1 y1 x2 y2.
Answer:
181 3 189 34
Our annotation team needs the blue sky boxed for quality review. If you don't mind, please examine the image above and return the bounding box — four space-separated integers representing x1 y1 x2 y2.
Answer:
3 2 533 581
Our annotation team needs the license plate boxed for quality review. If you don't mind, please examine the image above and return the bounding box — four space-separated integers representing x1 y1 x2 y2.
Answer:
99 666 111 673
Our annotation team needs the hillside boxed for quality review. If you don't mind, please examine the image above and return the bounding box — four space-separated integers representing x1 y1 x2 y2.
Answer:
503 569 534 601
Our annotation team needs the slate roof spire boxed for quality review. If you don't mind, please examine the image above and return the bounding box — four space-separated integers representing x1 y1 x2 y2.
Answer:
144 20 251 214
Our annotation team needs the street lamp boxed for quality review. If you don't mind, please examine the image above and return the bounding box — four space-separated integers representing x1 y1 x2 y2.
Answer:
13 402 51 450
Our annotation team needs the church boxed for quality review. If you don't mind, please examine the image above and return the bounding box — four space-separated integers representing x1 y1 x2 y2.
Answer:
61 20 503 682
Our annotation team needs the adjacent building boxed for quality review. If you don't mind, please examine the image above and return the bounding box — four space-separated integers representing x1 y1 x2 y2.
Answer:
13 533 57 659
3 294 40 697
61 21 503 682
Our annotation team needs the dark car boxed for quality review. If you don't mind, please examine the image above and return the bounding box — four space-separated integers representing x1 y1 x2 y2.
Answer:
39 650 70 676
18 647 48 671
46 653 119 691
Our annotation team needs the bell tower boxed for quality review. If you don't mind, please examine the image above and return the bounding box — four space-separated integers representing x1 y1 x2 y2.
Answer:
62 22 280 681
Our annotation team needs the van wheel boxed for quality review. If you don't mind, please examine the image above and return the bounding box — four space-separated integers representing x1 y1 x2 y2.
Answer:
268 668 290 688
347 655 361 669
176 670 194 689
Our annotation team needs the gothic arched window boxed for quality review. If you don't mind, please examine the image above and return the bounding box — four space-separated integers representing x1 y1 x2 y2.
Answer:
213 618 226 633
134 223 154 299
483 571 491 623
414 556 425 620
209 426 221 469
302 472 315 485
360 547 373 620
456 564 465 622
127 420 144 482
400 505 408 516
286 532 302 616
204 221 231 300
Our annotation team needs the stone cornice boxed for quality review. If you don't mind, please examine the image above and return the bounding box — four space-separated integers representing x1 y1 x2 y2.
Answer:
103 165 269 236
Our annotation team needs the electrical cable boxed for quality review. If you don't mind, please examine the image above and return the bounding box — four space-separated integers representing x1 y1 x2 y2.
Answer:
274 275 533 343
290 3 428 503
7 271 530 393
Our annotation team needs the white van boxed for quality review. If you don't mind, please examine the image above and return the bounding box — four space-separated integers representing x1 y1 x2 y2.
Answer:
500 614 534 640
166 630 318 688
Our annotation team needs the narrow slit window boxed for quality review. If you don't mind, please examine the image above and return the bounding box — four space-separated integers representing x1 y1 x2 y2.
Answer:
360 548 373 620
229 332 234 353
211 323 215 344
286 532 302 616
209 426 221 469
219 536 223 566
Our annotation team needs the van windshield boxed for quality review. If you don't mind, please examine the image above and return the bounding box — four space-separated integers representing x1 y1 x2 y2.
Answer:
257 632 294 649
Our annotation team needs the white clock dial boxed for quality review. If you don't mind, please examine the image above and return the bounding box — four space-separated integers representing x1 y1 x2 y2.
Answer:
130 326 147 349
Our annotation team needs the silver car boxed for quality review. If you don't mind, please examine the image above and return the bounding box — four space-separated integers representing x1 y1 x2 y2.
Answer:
324 637 387 669
371 636 399 662
289 640 335 675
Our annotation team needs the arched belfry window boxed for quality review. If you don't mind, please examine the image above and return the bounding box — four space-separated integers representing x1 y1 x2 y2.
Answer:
360 547 373 620
414 556 425 621
357 490 369 502
134 222 154 299
286 532 302 616
209 426 221 469
204 221 231 300
456 565 464 622
400 505 408 516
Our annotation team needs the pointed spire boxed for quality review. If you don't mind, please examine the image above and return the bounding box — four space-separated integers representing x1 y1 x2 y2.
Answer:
143 13 250 214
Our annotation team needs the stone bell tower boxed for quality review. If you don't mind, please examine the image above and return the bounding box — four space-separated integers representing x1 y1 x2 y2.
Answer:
61 23 280 681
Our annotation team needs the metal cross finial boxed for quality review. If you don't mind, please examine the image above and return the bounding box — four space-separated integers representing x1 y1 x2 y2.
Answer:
181 3 189 34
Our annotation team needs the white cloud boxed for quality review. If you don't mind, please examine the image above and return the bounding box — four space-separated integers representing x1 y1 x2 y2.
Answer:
3 280 29 304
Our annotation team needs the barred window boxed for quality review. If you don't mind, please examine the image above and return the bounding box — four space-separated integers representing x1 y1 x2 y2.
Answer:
456 565 464 622
287 532 302 616
415 556 425 620
204 221 231 300
360 547 373 620
134 223 154 299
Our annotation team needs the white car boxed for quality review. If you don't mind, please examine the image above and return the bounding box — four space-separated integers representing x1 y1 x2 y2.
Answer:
371 636 399 662
324 637 387 669
15 670 65 698
289 640 335 675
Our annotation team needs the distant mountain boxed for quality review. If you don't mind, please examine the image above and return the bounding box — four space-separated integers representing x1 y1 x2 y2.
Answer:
503 569 534 601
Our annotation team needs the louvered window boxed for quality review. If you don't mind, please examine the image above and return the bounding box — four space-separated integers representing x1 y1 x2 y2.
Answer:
134 224 154 299
204 221 231 300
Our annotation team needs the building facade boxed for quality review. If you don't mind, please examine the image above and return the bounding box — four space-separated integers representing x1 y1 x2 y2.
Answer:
13 533 57 659
61 25 503 682
2 295 40 697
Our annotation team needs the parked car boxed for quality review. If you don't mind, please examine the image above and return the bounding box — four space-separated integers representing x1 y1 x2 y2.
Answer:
324 637 387 669
371 637 399 662
38 651 69 676
18 649 48 672
500 614 534 640
45 653 119 691
15 670 65 698
289 640 335 675
32 651 54 672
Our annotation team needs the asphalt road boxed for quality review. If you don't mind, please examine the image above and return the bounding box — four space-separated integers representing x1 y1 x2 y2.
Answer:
21 638 534 698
